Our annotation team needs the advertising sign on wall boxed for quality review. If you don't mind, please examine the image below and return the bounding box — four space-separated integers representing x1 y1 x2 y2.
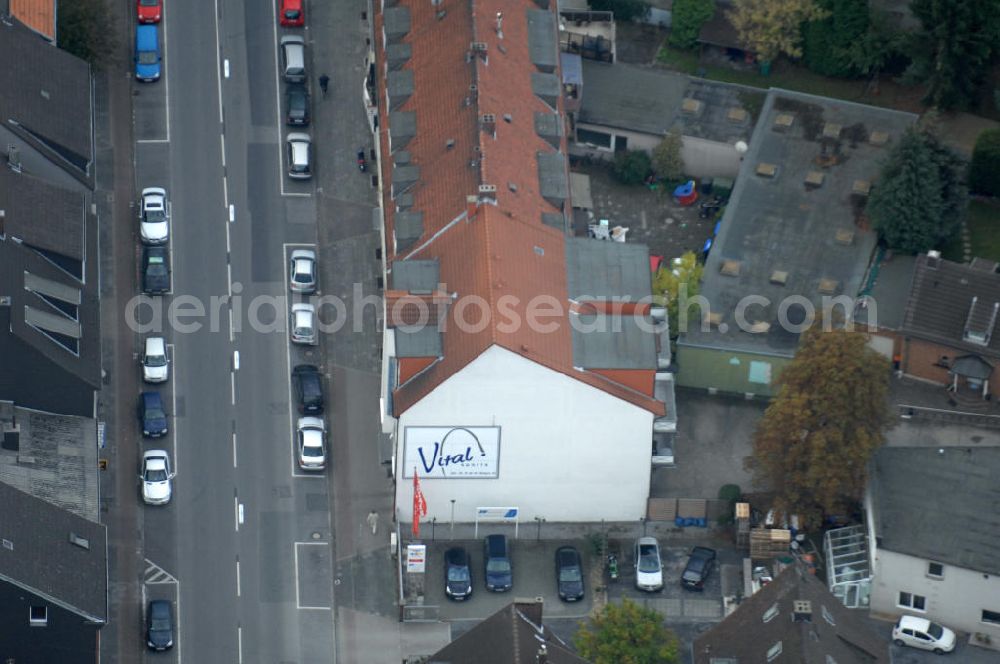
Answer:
406 544 426 573
402 426 501 479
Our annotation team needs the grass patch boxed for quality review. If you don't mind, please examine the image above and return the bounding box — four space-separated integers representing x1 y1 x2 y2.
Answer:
965 199 1000 262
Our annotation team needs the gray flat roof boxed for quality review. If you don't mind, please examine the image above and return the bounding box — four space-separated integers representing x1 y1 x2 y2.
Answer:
0 481 107 622
684 89 917 355
855 254 916 330
565 237 652 300
392 259 440 293
577 61 762 144
395 326 442 358
571 313 657 369
871 446 1000 576
0 402 100 522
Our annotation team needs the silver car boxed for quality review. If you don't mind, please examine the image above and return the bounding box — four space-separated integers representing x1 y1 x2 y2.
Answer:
140 187 169 245
142 336 169 383
296 416 327 470
290 303 316 345
279 35 306 83
286 132 312 180
140 450 174 505
289 249 317 294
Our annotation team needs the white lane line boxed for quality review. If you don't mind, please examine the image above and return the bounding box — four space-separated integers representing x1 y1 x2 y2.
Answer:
224 59 230 78
223 175 229 208
236 560 241 597
227 263 233 297
230 371 236 404
233 350 240 371
162 0 172 144
270 0 287 197
168 344 179 475
234 496 239 532
225 218 231 252
294 542 332 610
237 626 243 664
283 192 312 198
137 139 171 144
214 0 224 125
220 133 226 168
176 579 183 664
229 204 235 222
228 308 234 342
232 432 237 468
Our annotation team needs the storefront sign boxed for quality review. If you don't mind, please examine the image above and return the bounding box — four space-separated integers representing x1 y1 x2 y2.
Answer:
402 426 501 479
406 544 426 573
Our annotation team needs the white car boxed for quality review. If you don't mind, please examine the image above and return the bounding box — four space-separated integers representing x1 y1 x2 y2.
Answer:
289 249 317 294
634 537 664 592
290 303 316 345
140 450 174 505
286 132 312 180
296 416 326 470
142 336 169 383
892 615 956 654
140 187 169 245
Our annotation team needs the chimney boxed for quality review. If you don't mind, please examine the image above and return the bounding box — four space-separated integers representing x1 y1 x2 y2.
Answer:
480 113 497 136
466 195 479 219
793 600 812 623
926 250 941 268
478 184 497 203
515 596 544 626
496 11 504 38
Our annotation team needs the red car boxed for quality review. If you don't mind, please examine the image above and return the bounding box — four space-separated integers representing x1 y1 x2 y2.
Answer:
137 0 162 23
279 0 304 26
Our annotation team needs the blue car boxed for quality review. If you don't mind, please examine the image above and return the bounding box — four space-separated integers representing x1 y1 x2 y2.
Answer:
139 391 168 438
135 24 161 82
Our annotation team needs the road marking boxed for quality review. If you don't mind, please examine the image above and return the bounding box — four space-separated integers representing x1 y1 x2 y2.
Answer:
234 496 239 532
144 558 179 585
239 503 245 525
137 138 171 144
162 0 172 144
214 0 224 125
230 371 236 404
223 175 229 208
232 431 238 468
228 308 234 342
224 59 230 79
229 204 235 223
168 343 179 475
236 560 241 597
225 216 231 252
294 542 332 610
233 350 240 371
238 626 243 664
270 0 284 195
227 262 233 297
220 133 226 168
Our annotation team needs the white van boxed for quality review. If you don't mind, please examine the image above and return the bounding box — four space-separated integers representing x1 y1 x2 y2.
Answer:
142 337 169 383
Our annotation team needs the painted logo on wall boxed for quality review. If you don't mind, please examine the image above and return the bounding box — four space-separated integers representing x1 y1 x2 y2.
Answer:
402 426 501 479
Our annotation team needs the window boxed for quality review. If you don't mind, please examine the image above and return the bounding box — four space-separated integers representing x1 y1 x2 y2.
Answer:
576 128 612 149
29 606 47 626
766 641 783 661
983 609 1000 625
822 604 835 626
762 603 779 623
927 562 944 578
898 591 927 611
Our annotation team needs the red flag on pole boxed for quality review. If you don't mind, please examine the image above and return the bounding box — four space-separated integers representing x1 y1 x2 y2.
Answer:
412 468 428 538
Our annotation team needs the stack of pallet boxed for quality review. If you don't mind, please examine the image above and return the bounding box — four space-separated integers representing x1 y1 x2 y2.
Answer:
750 527 791 560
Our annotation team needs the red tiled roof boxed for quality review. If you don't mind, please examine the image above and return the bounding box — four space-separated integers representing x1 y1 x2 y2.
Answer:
376 0 664 417
11 0 55 41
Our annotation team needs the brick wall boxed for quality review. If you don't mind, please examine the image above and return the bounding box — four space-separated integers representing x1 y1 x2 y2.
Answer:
902 337 958 385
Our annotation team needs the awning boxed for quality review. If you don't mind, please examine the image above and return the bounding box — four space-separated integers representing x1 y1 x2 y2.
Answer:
951 354 994 380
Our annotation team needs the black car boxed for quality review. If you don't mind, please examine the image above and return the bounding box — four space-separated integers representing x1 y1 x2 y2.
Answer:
555 546 584 602
142 246 170 294
146 599 174 650
681 546 717 590
483 534 513 592
285 83 310 126
444 547 472 601
292 364 324 414
139 391 168 438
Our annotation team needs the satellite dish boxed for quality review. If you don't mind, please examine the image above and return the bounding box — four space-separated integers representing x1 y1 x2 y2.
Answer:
735 140 749 154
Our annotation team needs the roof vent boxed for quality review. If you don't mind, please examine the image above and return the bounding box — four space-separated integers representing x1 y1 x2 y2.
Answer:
793 600 812 622
852 179 871 196
503 113 512 123
436 9 446 20
727 107 748 123
869 130 889 146
804 171 824 188
835 228 854 245
681 98 703 115
756 163 777 178
720 260 741 276
0 295 10 306
818 278 839 294
446 139 455 150
822 123 842 139
69 533 90 550
770 270 788 285
508 182 518 192
479 184 498 201
471 41 488 52
1 538 12 551
773 113 795 130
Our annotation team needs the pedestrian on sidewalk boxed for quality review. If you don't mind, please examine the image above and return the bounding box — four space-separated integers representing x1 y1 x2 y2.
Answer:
319 74 330 98
366 510 379 535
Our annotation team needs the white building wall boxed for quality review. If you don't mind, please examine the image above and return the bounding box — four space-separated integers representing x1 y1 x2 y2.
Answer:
870 547 1000 639
395 345 654 523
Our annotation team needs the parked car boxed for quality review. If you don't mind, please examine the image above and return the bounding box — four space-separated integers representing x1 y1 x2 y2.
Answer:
483 534 513 592
296 416 326 471
146 600 174 650
279 0 304 26
134 24 161 82
892 615 957 654
680 546 716 590
142 336 169 383
285 83 310 126
286 133 312 180
290 303 316 345
280 36 306 83
555 546 584 602
292 364 323 414
142 246 170 294
288 248 317 293
140 450 174 505
444 547 472 601
634 537 663 592
137 0 162 23
139 391 168 438
140 187 169 245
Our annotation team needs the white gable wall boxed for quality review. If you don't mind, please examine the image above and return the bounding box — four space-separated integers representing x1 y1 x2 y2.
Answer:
395 345 654 522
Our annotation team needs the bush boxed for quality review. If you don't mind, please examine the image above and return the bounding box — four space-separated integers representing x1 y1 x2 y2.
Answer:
652 130 685 182
612 150 652 185
589 0 650 23
802 0 869 77
669 0 715 50
57 0 117 66
969 129 1000 197
718 484 742 503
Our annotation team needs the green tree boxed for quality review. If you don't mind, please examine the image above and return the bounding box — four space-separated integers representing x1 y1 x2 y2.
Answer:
801 0 869 77
589 0 651 23
574 599 680 664
612 150 652 186
651 130 685 183
727 0 829 64
669 0 716 50
904 0 1000 110
969 128 1000 197
866 128 967 254
745 328 893 528
841 9 908 86
652 251 704 337
57 0 117 66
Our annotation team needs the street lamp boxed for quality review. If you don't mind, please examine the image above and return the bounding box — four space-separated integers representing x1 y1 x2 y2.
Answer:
534 516 546 541
450 499 456 539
